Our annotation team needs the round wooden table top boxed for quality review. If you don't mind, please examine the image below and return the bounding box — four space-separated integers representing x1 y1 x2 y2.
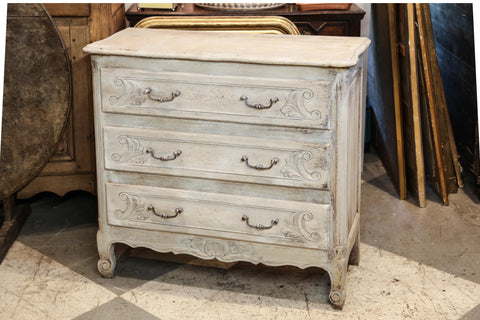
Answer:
0 4 72 200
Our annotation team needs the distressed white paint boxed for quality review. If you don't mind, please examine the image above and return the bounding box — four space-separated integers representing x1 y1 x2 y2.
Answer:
84 28 370 68
103 126 332 189
101 67 332 129
84 28 369 308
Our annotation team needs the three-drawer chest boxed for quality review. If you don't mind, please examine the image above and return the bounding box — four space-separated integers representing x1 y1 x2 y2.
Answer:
84 28 369 308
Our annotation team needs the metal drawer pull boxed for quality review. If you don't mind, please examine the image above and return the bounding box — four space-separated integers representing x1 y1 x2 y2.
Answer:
146 148 182 161
240 95 279 109
242 215 279 230
241 155 279 170
144 88 181 103
148 206 183 219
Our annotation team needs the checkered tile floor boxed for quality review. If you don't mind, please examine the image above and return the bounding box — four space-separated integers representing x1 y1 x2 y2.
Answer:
1 153 480 319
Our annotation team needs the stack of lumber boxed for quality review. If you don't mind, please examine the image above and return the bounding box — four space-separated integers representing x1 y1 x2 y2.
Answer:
369 4 463 207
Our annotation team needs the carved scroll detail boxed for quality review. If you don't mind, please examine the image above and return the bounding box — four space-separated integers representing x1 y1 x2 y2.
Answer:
111 135 147 164
280 89 321 120
182 238 254 259
282 211 321 243
281 151 324 181
109 77 147 106
114 192 148 221
328 246 347 261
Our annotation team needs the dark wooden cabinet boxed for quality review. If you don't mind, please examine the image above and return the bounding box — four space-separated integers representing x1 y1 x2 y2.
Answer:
125 3 365 36
17 4 126 199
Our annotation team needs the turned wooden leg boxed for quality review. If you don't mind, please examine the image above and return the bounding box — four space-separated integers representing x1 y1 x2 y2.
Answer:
97 230 116 278
348 231 360 266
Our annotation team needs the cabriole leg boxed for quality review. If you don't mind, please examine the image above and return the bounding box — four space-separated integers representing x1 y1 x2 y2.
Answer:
328 247 348 309
97 230 116 278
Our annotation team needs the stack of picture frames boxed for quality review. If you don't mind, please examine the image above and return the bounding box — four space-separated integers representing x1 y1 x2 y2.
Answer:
373 3 463 207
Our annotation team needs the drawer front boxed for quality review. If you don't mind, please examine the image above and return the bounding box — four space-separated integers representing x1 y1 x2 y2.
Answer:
104 126 332 190
106 183 331 249
100 68 331 129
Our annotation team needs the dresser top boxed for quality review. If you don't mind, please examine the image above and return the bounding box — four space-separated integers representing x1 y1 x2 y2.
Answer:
83 28 370 68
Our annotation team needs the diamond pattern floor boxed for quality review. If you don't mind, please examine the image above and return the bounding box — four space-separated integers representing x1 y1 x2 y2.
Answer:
1 152 479 319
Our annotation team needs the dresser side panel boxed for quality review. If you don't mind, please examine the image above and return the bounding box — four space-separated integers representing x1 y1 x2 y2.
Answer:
91 56 109 230
332 64 363 247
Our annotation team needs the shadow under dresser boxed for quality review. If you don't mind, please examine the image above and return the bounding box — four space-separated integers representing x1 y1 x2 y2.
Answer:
83 28 370 309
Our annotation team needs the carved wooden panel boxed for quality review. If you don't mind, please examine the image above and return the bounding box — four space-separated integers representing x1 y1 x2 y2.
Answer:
100 68 332 129
104 126 332 190
106 183 330 249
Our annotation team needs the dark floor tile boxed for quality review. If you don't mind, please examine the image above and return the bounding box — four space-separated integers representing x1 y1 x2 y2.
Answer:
116 251 184 281
460 304 480 320
73 297 160 320
15 192 184 295
19 191 97 237
17 192 100 268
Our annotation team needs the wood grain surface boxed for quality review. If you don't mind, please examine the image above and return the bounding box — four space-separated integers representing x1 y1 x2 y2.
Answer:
0 4 71 200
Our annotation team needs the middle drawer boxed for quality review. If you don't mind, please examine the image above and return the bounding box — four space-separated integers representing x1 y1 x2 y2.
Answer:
104 126 332 190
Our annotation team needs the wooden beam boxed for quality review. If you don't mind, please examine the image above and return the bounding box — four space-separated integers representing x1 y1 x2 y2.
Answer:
406 3 426 207
388 4 407 200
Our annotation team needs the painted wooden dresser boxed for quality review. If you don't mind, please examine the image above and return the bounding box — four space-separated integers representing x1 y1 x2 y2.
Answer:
83 28 370 308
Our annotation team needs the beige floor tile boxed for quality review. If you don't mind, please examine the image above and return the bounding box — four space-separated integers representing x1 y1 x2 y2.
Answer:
0 286 43 320
0 242 117 320
122 282 312 320
122 243 480 320
121 261 326 320
337 244 480 319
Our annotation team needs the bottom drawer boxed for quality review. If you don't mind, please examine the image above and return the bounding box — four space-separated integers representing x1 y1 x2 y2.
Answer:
105 183 331 249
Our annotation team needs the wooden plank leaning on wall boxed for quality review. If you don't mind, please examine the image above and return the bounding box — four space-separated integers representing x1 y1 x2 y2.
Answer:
416 3 462 201
397 3 426 207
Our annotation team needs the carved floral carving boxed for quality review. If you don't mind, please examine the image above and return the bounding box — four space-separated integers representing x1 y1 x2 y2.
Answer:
280 89 321 120
111 135 147 164
109 77 147 106
114 192 149 221
281 151 326 181
109 76 327 124
281 211 321 243
182 238 254 259
328 246 347 261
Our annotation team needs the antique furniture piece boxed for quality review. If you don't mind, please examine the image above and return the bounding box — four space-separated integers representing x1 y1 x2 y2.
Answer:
134 16 300 34
126 3 365 36
17 3 126 199
84 28 369 308
1 4 71 260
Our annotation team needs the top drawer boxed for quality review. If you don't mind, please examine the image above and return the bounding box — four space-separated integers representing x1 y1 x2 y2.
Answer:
100 68 332 130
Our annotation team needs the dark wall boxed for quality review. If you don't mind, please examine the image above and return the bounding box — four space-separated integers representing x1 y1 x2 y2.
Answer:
367 4 404 197
430 3 478 175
